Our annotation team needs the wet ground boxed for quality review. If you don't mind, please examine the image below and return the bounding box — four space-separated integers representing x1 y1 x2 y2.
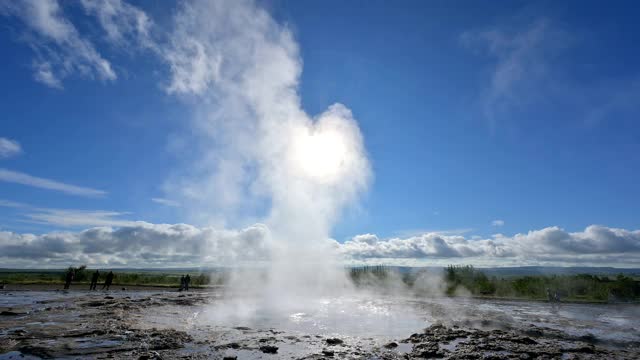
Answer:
1 286 639 359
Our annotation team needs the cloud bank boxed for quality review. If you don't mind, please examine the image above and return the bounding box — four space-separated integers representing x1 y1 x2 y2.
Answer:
1 223 638 268
0 223 270 268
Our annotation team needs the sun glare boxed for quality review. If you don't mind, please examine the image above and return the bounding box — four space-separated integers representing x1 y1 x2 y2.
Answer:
292 129 348 183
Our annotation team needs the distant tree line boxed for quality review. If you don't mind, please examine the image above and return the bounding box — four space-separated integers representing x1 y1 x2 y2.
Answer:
347 264 640 302
444 265 640 302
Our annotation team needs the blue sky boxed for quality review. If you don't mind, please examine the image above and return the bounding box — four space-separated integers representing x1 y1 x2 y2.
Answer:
1 0 639 267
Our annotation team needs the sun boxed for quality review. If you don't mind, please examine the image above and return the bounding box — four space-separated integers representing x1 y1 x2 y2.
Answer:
292 128 349 183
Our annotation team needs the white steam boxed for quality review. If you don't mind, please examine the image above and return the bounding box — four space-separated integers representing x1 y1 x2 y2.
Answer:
163 0 371 302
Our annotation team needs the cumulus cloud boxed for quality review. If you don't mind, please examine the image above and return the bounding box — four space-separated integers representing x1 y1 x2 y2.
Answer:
0 168 106 197
492 219 505 227
338 225 640 267
1 223 638 268
0 223 270 268
0 137 22 158
0 0 116 87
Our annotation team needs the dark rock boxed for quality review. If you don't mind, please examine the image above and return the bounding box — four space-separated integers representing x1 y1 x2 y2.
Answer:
259 345 278 354
326 338 344 345
1 310 25 316
234 326 251 331
322 349 335 356
511 336 537 345
85 300 107 307
137 351 162 360
384 342 398 349
223 356 238 360
19 345 53 358
564 345 596 354
579 333 597 343
104 296 115 299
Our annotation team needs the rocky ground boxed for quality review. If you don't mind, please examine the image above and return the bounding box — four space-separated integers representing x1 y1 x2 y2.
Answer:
1 289 638 359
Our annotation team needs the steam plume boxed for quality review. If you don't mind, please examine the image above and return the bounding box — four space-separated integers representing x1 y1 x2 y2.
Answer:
163 0 371 299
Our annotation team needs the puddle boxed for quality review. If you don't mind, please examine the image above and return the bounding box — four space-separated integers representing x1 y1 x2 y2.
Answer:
0 351 41 360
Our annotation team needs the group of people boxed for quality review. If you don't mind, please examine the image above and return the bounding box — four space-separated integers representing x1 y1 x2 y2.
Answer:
62 268 193 291
89 270 114 290
546 288 562 303
179 274 191 291
62 268 114 290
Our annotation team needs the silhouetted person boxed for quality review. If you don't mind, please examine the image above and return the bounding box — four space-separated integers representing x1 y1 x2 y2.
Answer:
546 288 554 302
554 290 561 302
184 274 191 291
90 270 100 290
64 268 74 290
102 271 114 290
179 275 185 291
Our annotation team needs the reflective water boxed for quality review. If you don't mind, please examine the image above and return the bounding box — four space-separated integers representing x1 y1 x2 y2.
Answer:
137 292 640 345
3 290 639 346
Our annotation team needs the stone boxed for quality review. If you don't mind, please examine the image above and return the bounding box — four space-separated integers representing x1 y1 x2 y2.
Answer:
259 345 278 354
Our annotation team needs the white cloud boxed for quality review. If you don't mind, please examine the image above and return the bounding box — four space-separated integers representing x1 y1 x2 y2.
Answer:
492 219 505 227
0 199 29 209
25 209 134 228
462 18 640 129
79 0 154 49
151 197 181 207
0 168 106 197
339 225 640 267
394 228 473 238
0 137 22 158
1 222 638 268
0 222 270 268
0 199 133 228
461 19 569 124
0 0 116 87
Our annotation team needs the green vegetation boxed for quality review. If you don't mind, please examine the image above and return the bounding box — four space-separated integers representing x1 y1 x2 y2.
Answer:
348 265 640 303
0 269 64 284
444 265 640 302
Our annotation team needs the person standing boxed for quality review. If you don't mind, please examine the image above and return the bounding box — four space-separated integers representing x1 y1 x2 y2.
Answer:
64 268 74 290
89 270 100 290
184 274 191 291
102 271 114 290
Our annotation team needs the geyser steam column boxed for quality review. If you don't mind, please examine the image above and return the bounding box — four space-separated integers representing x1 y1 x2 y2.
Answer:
163 0 370 298
264 104 371 299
